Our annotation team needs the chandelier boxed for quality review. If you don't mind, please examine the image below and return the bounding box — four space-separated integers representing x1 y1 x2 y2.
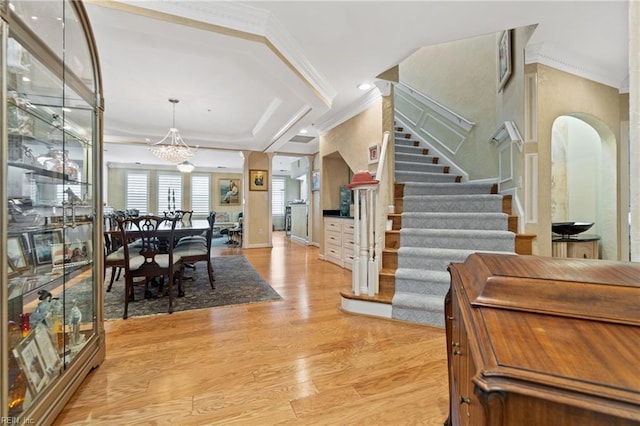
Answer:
148 98 198 164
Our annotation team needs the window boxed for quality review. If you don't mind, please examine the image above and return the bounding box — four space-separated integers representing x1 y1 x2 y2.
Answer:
158 173 182 212
126 171 149 214
191 175 210 216
272 175 285 216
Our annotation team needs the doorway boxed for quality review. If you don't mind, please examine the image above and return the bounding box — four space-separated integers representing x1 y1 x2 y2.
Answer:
550 115 617 259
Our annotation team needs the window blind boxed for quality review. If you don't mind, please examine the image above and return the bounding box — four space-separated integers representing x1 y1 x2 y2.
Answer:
126 171 149 214
272 176 285 216
157 173 183 212
191 174 210 216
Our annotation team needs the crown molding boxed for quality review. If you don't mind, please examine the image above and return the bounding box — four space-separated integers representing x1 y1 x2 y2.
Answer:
315 89 383 135
525 41 629 93
115 0 336 105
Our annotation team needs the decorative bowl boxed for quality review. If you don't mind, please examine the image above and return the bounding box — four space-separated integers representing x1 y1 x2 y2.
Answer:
551 222 594 236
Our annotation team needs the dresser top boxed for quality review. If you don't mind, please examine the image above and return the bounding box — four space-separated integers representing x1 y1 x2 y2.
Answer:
454 253 640 326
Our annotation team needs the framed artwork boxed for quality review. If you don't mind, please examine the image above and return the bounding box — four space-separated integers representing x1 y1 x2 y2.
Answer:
13 328 50 394
312 171 320 192
7 236 28 270
219 178 241 205
249 169 268 191
497 29 512 92
33 324 61 376
368 144 379 164
31 229 62 265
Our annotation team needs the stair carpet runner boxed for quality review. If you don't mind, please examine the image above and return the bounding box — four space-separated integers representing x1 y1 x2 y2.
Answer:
391 130 515 327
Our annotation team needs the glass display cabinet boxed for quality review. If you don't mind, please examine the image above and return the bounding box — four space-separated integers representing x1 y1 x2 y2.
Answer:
1 1 104 423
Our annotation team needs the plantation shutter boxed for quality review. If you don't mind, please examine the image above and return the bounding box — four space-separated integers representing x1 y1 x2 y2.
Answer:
125 171 149 214
157 173 183 212
191 174 210 216
272 176 285 216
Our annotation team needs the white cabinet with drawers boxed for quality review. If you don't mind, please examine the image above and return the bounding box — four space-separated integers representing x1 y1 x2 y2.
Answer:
324 217 355 270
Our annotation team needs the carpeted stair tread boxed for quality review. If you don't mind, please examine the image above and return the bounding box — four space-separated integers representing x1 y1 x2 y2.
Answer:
402 212 508 230
396 171 459 183
403 194 503 212
395 160 447 174
403 181 495 195
395 152 438 163
388 121 515 328
400 228 514 251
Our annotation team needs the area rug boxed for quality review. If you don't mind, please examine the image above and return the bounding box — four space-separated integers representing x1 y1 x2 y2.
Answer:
68 255 282 320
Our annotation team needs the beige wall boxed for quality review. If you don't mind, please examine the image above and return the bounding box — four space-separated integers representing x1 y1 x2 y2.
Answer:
244 151 271 248
399 32 499 180
529 63 623 257
106 166 242 219
319 99 384 253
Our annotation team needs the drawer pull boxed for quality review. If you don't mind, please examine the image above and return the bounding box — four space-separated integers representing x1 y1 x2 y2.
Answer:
453 349 462 356
452 342 460 347
460 396 471 405
447 315 455 321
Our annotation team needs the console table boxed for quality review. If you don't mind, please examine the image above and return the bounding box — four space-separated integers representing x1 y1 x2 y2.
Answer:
445 253 640 426
552 234 600 259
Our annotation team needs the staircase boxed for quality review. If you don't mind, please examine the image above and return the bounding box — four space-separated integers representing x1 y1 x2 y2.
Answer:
383 127 516 327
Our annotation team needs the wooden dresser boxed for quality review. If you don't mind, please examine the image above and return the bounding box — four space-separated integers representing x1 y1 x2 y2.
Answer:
445 253 640 426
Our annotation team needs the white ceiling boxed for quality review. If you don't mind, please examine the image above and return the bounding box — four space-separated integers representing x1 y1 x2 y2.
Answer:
86 1 629 173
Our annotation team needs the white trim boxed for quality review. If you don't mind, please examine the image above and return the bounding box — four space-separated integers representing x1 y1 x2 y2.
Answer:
396 83 475 132
340 297 392 319
524 73 538 143
394 116 469 182
116 0 336 105
316 89 382 134
525 153 539 224
526 42 628 93
500 187 525 233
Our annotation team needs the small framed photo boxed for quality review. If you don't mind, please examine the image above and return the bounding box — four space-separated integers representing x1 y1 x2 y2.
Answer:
249 169 268 191
312 171 320 192
497 29 512 92
7 236 28 271
13 328 50 394
219 178 241 205
368 144 379 164
31 229 62 265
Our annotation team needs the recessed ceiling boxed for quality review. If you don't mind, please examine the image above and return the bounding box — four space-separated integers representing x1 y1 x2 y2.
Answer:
85 1 628 171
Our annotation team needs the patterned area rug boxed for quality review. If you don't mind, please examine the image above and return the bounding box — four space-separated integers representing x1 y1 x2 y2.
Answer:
74 255 281 320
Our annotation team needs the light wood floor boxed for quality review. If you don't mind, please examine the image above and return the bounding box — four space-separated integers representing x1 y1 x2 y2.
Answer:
54 232 449 425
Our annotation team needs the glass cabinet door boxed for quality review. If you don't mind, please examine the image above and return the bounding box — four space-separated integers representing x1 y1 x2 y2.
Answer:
2 0 104 421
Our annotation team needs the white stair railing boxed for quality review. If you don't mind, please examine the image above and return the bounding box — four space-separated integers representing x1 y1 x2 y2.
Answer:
350 131 390 296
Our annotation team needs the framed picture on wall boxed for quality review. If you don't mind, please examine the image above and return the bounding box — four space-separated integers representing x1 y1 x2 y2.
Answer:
219 178 241 205
312 171 320 192
249 169 268 191
368 144 379 164
497 29 512 92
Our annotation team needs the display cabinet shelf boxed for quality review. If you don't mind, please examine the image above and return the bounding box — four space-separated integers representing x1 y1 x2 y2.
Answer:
2 1 105 423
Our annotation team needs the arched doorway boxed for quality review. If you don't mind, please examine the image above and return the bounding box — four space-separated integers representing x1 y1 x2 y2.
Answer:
551 114 618 259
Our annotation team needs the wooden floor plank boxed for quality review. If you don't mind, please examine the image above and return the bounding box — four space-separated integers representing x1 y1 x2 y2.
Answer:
53 232 448 425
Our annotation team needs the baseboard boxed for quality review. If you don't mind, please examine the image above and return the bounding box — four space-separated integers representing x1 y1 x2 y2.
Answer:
341 296 392 319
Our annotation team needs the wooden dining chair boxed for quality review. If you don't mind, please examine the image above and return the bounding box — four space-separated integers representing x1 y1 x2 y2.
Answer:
104 211 126 292
117 215 184 319
174 211 215 289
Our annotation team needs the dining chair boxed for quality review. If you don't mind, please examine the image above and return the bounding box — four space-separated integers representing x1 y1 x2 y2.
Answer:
104 211 126 292
117 215 184 319
174 211 215 289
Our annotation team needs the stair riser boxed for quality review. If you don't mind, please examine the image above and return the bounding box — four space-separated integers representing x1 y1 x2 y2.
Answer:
392 307 445 327
403 198 503 213
401 234 514 251
403 183 496 196
395 153 439 164
396 162 448 174
395 172 459 183
394 278 449 297
395 145 428 155
402 216 508 231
